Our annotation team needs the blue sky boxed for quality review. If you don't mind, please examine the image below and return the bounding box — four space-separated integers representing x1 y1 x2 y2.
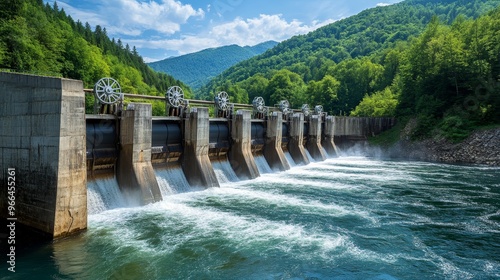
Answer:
48 0 402 62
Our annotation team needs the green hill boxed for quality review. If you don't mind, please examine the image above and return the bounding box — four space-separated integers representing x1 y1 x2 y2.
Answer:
201 0 500 114
148 41 278 92
0 0 191 101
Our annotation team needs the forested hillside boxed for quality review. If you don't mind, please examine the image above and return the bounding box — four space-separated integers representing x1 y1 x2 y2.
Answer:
393 10 500 140
0 0 191 98
201 0 500 117
148 41 278 92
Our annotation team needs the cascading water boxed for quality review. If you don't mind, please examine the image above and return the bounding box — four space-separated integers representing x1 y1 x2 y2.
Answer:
155 166 192 197
254 155 273 174
305 149 315 162
212 160 240 184
284 151 296 167
87 176 128 215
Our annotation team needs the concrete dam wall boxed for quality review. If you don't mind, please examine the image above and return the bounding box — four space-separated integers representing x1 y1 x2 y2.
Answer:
333 116 396 148
0 72 395 240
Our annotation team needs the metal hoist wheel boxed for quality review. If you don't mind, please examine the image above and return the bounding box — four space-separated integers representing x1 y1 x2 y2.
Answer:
278 100 291 114
314 105 323 115
252 96 266 113
94 77 122 105
166 86 185 108
215 91 230 111
301 104 310 117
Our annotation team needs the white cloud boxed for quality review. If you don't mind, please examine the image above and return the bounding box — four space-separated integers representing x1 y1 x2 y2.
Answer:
127 36 220 56
56 1 336 60
59 0 204 36
210 14 320 46
138 14 335 58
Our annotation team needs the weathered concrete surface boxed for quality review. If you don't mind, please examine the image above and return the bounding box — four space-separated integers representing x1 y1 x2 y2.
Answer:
0 72 87 239
117 103 162 205
322 116 338 157
264 112 290 171
228 110 260 180
333 116 396 148
181 108 220 188
288 113 310 165
306 115 327 161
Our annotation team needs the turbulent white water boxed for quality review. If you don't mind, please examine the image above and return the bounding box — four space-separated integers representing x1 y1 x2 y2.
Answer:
284 151 296 167
155 167 192 197
87 176 128 215
212 160 240 183
254 155 273 174
27 157 500 279
305 149 314 162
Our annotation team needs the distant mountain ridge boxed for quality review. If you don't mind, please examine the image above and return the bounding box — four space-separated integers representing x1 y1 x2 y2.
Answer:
148 41 278 90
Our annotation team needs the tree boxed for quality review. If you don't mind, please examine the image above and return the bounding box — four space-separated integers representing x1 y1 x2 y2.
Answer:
307 75 340 114
0 0 23 20
265 69 306 107
351 87 398 117
239 74 269 103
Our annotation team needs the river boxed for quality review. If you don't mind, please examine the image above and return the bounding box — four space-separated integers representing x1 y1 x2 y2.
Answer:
5 157 500 279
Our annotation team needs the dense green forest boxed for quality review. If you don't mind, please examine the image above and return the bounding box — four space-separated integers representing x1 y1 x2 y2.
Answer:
148 41 278 91
201 0 499 116
394 11 500 140
0 0 192 99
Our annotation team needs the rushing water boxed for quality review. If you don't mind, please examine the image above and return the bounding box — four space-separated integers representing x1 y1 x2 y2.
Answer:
8 157 500 279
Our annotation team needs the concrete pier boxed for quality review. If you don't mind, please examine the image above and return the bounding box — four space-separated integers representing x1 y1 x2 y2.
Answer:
181 108 220 188
322 116 338 157
288 113 310 165
0 72 87 238
264 112 290 171
228 110 260 180
117 103 162 205
306 115 327 161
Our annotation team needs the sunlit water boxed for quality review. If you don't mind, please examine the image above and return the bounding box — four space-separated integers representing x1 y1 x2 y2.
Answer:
8 157 500 279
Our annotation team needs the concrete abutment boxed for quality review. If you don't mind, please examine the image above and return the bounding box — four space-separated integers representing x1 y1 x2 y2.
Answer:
0 72 87 239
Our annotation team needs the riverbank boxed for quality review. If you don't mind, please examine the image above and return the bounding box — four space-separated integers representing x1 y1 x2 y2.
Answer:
387 127 500 166
340 124 500 166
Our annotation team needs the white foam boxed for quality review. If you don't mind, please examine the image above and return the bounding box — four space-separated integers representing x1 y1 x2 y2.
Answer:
207 186 362 219
212 160 240 184
87 195 348 259
87 176 128 215
251 173 363 192
413 237 474 279
155 167 192 196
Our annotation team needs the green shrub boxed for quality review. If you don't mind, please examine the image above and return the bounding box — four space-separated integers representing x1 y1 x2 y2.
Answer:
438 115 472 142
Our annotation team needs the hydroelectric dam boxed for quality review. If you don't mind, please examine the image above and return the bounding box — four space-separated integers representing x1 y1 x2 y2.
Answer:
0 72 395 240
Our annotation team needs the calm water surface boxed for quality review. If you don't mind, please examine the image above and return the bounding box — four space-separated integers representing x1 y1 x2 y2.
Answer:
6 157 500 279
